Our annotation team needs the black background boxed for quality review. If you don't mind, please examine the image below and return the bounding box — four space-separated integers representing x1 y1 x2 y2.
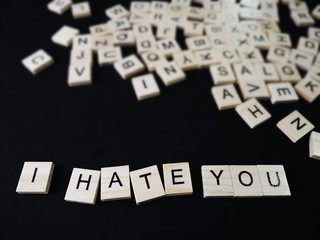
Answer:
1 0 320 239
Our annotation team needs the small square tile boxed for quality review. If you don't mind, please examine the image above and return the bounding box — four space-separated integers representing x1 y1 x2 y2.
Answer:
141 50 168 72
52 25 79 47
71 2 91 19
22 49 54 75
212 84 242 110
97 47 122 66
157 38 181 57
114 54 145 80
156 62 186 86
105 4 130 20
48 0 72 15
68 64 92 87
173 50 199 71
294 76 320 103
267 82 299 104
310 131 320 160
210 64 236 85
276 63 302 83
70 49 93 66
132 73 160 100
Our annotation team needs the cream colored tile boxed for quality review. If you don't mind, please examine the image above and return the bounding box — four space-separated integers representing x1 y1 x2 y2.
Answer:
201 165 234 198
267 82 299 104
257 165 291 197
309 65 320 82
308 27 320 42
311 5 320 20
204 10 223 24
297 37 319 56
236 98 271 128
136 36 157 54
22 49 54 75
268 32 292 48
70 49 93 66
72 34 92 50
16 162 54 194
210 64 236 85
259 21 281 33
52 25 79 47
130 165 165 205
68 64 92 87
240 0 260 9
114 54 145 80
277 110 315 143
157 38 181 57
92 35 114 53
294 76 320 103
250 31 270 50
211 84 242 110
97 47 122 66
231 35 253 50
133 23 153 38
108 18 131 32
289 49 314 71
163 162 193 196
241 20 262 34
166 15 188 29
100 165 131 201
167 3 188 15
71 2 91 19
233 63 257 82
255 63 280 83
289 1 309 12
276 63 302 83
205 24 225 37
194 49 220 68
156 23 176 40
105 4 130 20
48 0 72 15
230 165 263 197
184 21 204 37
291 11 315 27
149 12 166 27
310 131 320 160
132 73 160 100
186 36 212 51
238 48 264 64
141 50 168 72
113 30 135 47
266 45 291 63
64 168 100 205
208 35 230 49
130 12 151 25
171 0 191 5
188 6 204 21
173 50 199 71
156 62 186 86
150 1 168 13
217 47 241 65
89 23 112 36
130 1 151 13
238 79 270 100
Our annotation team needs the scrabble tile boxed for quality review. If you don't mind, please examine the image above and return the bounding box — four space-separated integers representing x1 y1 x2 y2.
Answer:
210 64 236 85
240 0 260 9
230 165 263 197
239 8 260 21
261 2 278 12
149 12 166 27
291 11 315 27
289 49 314 71
268 32 292 48
238 48 264 64
48 0 72 15
167 4 188 15
188 6 204 21
259 21 281 33
156 23 176 40
205 24 225 37
16 162 54 194
150 1 168 13
208 35 230 49
171 0 191 5
276 63 302 83
310 131 320 160
157 38 181 57
277 110 315 143
133 23 153 38
130 165 165 205
173 50 199 71
156 62 186 86
267 45 291 63
250 32 270 50
184 21 204 37
238 79 270 100
68 64 92 87
97 47 122 66
113 30 135 47
194 49 220 68
132 73 160 100
166 15 188 29
222 10 239 23
136 36 157 54
89 23 112 36
289 1 309 12
217 47 241 65
22 49 54 75
72 34 92 50
64 168 100 205
312 5 320 20
92 35 114 53
204 10 222 24
163 162 193 196
100 165 131 201
257 165 291 197
71 2 91 19
308 27 320 42
297 37 319 56
129 12 151 25
225 23 244 36
70 49 93 66
236 98 271 128
255 63 280 83
230 35 253 50
203 1 221 11
114 55 145 80
309 65 320 82
108 18 131 32
105 4 130 20
130 1 151 13
267 82 299 104
201 166 234 198
233 63 257 82
141 50 168 72
186 36 212 51
211 84 242 110
294 76 320 103
241 20 262 34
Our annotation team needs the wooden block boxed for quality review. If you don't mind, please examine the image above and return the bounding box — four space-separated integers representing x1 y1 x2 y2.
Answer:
294 76 320 103
113 30 135 47
276 63 302 83
217 47 241 65
136 36 157 54
259 21 281 33
47 0 72 15
64 168 100 205
239 8 260 21
201 165 234 198
233 63 257 82
211 84 242 110
71 2 91 19
230 35 253 50
171 0 191 5
277 110 315 143
72 34 92 50
297 37 319 56
141 50 168 72
257 165 291 197
173 50 199 71
89 23 112 36
267 45 291 63
236 98 271 128
222 10 239 23
210 64 236 85
289 49 314 71
267 82 299 104
240 0 260 9
133 23 153 38
167 4 188 15
238 79 270 100
68 64 91 87
310 131 320 160
291 11 315 27
129 12 151 25
16 162 54 194
92 35 114 53
289 1 309 12
163 162 193 196
250 32 270 50
22 49 54 75
241 20 262 34
97 47 122 66
166 15 188 29
184 21 204 37
205 24 225 37
309 65 320 82
114 54 145 80
230 165 263 197
268 32 292 48
208 35 230 49
194 49 220 68
70 49 93 66
132 73 160 100
157 38 181 57
238 48 264 64
149 12 166 27
156 62 186 86
130 1 151 13
255 63 280 83
308 27 320 42
203 1 221 11
52 26 79 47
105 4 130 20
108 18 131 32
186 36 212 51
225 23 244 36
100 165 131 201
150 1 168 13
130 165 165 205
156 23 176 40
204 10 222 24
312 5 320 20
188 6 204 21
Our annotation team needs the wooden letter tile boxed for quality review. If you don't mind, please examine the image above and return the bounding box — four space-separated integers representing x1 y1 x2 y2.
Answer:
173 50 199 71
156 62 186 86
71 2 91 19
108 18 131 32
291 11 315 27
72 34 92 50
70 49 93 66
100 165 131 201
16 162 54 194
52 25 79 47
48 0 72 15
68 64 92 87
22 49 54 75
130 165 165 205
277 110 315 143
297 36 319 56
89 23 112 36
92 35 114 53
250 32 270 50
255 63 280 83
136 36 157 54
130 1 151 13
194 49 220 68
157 38 181 57
210 64 236 85
268 32 292 48
133 23 153 38
64 168 100 205
114 54 145 80
156 23 176 40
186 36 212 51
132 73 160 100
163 162 193 196
289 49 314 71
184 21 204 37
267 45 291 63
308 27 320 42
238 48 264 64
310 131 320 160
276 63 301 83
97 47 122 66
238 79 270 100
267 82 299 104
141 50 168 72
113 30 135 47
211 84 242 110
294 76 320 103
105 4 130 20
236 98 271 129
312 5 320 20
